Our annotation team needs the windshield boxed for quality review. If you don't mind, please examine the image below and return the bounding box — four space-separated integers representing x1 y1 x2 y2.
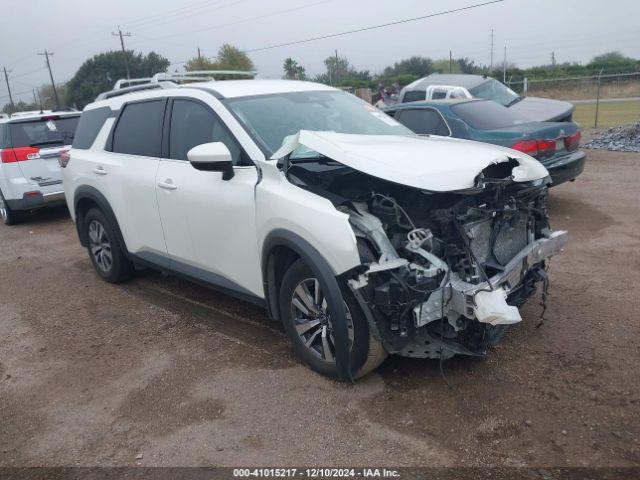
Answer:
469 79 520 107
225 90 411 156
9 116 79 147
451 100 531 130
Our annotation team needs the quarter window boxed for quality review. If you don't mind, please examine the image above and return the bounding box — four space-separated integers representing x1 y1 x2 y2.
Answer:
73 107 111 149
112 100 164 157
169 99 245 165
394 109 450 136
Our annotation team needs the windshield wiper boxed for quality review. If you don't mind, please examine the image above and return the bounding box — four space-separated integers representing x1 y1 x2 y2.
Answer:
506 97 523 107
30 140 65 147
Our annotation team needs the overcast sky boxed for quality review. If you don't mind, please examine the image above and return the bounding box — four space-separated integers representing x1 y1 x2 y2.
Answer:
1 0 639 104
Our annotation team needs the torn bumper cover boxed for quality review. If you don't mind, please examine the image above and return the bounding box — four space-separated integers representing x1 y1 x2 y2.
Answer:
351 229 567 359
442 229 567 325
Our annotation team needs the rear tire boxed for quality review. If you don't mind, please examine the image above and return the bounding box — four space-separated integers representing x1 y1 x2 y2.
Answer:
0 190 23 226
279 259 387 379
84 208 134 283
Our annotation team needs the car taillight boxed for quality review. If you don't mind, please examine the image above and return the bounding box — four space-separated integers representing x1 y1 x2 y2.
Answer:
59 149 71 168
511 139 556 159
537 139 556 158
0 147 40 163
510 139 538 156
564 131 581 151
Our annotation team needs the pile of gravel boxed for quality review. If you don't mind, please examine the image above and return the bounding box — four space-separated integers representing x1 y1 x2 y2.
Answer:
584 122 640 152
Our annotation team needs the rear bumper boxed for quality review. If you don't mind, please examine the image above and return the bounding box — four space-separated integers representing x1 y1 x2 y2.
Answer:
6 190 66 211
542 150 586 187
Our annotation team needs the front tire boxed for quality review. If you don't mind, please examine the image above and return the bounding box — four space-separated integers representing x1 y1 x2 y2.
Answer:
279 259 387 379
84 208 134 283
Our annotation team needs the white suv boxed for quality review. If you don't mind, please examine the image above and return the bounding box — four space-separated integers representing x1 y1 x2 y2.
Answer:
62 73 567 380
0 110 80 224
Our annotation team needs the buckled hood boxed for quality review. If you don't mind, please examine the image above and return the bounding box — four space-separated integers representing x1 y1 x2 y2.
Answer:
271 131 549 192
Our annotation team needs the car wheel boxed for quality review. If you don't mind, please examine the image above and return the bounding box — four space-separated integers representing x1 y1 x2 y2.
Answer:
84 208 134 283
279 259 387 379
0 190 23 226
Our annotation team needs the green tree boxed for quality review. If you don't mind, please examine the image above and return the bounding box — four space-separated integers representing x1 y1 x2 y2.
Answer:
283 57 306 80
2 100 39 115
457 57 479 74
185 52 217 71
185 44 254 78
39 83 68 109
432 59 461 74
588 51 639 74
66 51 170 108
215 44 254 71
313 54 371 87
383 56 433 78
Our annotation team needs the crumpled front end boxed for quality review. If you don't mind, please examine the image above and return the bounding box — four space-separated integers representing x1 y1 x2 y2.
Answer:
279 130 567 360
342 182 566 359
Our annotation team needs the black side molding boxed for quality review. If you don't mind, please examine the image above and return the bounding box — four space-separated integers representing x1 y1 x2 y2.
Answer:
73 185 128 253
262 229 353 381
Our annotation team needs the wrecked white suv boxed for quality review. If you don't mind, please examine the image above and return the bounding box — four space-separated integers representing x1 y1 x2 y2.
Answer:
62 74 567 380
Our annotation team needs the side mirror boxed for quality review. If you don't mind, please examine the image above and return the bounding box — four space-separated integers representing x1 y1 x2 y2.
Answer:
187 142 234 180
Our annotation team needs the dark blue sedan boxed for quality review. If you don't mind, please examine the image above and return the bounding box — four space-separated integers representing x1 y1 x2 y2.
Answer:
383 99 586 186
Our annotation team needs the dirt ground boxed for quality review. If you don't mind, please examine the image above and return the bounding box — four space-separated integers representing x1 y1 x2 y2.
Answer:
0 149 639 468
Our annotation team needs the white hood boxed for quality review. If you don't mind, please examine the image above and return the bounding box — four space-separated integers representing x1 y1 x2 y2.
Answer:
271 131 549 192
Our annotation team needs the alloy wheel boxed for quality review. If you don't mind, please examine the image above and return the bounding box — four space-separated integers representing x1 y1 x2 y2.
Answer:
88 220 113 273
290 278 354 363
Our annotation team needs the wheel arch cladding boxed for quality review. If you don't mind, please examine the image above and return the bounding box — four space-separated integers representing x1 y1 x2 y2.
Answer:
74 186 128 253
262 229 353 381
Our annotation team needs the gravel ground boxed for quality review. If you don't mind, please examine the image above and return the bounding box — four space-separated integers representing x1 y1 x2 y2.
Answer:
0 149 639 468
584 122 640 152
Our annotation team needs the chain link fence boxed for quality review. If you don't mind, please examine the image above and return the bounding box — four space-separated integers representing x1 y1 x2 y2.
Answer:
507 72 640 128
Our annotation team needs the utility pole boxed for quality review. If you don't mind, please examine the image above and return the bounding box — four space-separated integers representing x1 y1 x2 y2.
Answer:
449 50 452 73
489 28 494 70
37 89 44 112
3 67 14 112
197 47 202 61
38 50 60 109
32 89 38 106
503 45 507 82
112 26 132 79
334 49 339 86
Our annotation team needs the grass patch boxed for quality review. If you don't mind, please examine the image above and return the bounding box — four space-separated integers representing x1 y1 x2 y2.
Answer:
573 100 640 128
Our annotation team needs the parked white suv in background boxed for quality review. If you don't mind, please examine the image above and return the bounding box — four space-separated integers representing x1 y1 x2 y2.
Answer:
0 109 80 224
62 72 567 380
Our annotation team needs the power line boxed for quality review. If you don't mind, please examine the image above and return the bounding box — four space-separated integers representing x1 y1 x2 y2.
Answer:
129 0 331 48
125 0 251 33
246 0 505 52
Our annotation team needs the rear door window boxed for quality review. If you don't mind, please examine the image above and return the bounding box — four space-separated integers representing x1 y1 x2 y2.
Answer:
73 107 111 149
168 99 247 165
111 100 164 157
9 116 79 148
394 109 450 136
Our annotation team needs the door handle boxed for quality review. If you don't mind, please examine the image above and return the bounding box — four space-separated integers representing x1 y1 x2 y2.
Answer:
158 180 177 191
93 167 107 176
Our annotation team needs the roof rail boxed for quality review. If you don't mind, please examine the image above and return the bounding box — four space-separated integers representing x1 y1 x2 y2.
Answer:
152 70 257 83
97 70 256 102
114 77 154 89
95 82 176 101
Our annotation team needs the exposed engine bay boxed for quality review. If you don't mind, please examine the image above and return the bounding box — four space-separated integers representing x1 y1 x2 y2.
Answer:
285 156 567 359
